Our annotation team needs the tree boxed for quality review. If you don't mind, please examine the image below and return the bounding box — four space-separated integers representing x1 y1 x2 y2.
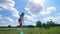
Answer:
43 23 46 28
47 21 55 27
43 23 49 29
36 21 42 28
8 25 11 27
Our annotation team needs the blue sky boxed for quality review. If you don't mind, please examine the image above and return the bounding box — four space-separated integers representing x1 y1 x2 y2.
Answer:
0 0 60 26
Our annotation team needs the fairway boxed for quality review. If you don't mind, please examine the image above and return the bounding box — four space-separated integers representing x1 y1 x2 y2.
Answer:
0 27 60 34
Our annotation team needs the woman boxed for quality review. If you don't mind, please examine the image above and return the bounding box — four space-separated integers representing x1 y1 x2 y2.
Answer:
18 12 24 27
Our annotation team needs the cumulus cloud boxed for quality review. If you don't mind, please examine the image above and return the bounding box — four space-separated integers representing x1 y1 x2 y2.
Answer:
44 17 57 22
0 15 14 26
24 15 33 20
23 21 31 25
23 21 36 26
25 0 56 17
9 7 19 17
0 0 19 17
24 15 37 21
56 16 60 24
7 17 14 23
0 17 14 23
25 0 44 17
47 7 56 12
44 16 60 24
39 7 56 16
46 7 56 14
0 0 15 9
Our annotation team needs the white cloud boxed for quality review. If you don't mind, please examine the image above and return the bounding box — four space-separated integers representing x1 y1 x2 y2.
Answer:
9 7 19 17
24 15 34 20
25 0 44 17
44 16 60 24
0 0 19 17
25 0 56 18
44 17 57 22
41 6 56 16
47 7 56 12
23 21 31 25
46 7 56 14
29 0 44 6
0 15 14 26
39 6 56 16
7 17 14 23
56 16 60 24
24 15 37 22
0 17 14 23
0 0 15 9
23 21 36 26
0 23 8 26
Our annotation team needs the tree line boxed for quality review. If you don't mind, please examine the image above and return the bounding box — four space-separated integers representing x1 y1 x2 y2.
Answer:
36 21 60 29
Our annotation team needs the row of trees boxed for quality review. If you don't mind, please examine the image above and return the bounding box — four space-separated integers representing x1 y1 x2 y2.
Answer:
22 20 60 29
36 21 60 29
0 21 60 28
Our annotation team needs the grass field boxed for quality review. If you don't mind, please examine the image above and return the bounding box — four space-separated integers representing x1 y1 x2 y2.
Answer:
0 27 60 34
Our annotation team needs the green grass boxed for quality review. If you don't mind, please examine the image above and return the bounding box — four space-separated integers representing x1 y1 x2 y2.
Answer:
0 27 60 34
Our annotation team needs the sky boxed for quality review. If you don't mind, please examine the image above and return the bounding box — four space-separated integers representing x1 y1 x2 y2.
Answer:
0 0 60 26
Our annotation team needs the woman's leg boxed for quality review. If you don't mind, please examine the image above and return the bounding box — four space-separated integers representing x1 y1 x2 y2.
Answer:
19 23 22 28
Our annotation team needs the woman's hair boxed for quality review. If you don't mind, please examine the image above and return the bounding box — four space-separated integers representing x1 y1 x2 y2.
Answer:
20 12 24 17
19 12 24 19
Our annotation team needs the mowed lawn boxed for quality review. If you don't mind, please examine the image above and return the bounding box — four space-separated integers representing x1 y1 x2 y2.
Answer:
0 27 60 34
